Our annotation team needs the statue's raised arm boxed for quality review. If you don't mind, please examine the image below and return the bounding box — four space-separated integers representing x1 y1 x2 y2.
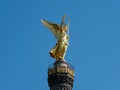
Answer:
41 15 69 61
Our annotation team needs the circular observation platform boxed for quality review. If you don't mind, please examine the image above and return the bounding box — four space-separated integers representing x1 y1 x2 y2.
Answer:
48 60 75 90
48 60 74 77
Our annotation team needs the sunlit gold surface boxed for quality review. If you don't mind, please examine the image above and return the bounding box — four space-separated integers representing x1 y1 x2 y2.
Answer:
41 15 69 61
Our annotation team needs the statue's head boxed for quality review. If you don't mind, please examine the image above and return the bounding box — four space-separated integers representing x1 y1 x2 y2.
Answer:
62 25 68 32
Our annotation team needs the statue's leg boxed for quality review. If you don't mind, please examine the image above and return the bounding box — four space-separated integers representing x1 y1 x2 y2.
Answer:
55 43 66 60
56 43 64 52
61 45 68 60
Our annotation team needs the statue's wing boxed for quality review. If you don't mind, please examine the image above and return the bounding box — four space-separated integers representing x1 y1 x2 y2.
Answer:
41 19 60 37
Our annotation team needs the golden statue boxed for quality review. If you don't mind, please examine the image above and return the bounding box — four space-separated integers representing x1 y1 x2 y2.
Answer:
41 15 69 61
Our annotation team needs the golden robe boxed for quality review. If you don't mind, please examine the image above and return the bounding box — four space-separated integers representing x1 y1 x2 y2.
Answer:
49 31 68 60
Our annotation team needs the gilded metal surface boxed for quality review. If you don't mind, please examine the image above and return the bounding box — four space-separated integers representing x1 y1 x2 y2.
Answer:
41 15 69 61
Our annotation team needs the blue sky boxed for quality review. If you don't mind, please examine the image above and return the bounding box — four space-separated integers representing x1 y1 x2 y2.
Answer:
0 0 120 90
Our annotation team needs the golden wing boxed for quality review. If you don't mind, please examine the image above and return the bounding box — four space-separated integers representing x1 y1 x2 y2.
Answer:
41 19 60 38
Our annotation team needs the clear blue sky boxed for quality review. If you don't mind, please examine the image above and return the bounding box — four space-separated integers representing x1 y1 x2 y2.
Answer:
0 0 120 90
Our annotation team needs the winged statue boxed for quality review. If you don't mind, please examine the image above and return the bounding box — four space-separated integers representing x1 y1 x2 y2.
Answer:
41 15 69 61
